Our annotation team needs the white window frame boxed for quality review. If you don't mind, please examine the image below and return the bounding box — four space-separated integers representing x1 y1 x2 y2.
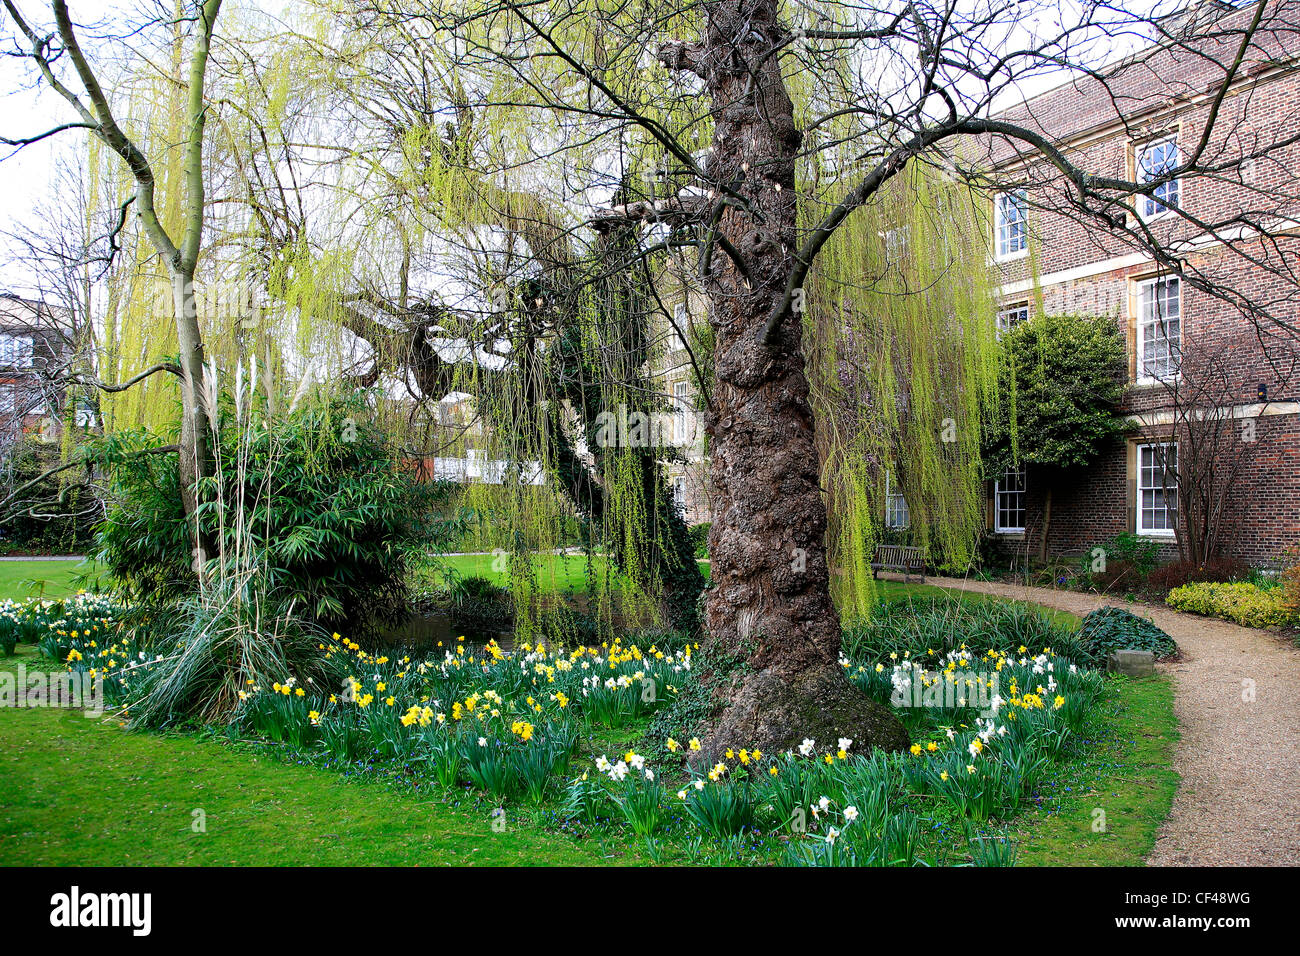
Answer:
1137 442 1178 537
0 334 34 368
672 476 687 513
1136 136 1180 221
1136 276 1181 384
670 303 689 353
995 302 1029 340
672 380 692 445
993 466 1026 533
993 190 1028 261
884 473 910 530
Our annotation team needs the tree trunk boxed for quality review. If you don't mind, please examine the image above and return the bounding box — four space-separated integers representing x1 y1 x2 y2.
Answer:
171 268 217 577
687 0 908 762
1037 486 1053 563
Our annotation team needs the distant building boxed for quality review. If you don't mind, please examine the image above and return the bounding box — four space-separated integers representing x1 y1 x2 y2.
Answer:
0 294 72 449
653 280 711 526
981 0 1300 564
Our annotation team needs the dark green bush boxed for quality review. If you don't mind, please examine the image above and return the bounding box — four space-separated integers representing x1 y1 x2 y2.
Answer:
687 522 711 558
444 575 514 634
93 395 448 639
1077 606 1177 663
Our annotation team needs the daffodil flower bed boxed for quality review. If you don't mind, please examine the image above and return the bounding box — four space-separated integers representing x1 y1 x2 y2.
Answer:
11 593 1113 865
0 593 124 660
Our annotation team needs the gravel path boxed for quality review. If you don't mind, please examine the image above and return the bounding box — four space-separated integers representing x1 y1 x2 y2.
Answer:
915 575 1300 866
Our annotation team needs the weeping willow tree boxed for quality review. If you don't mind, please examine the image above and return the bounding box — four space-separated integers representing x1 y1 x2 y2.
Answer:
802 164 1000 621
161 2 717 638
385 0 1300 765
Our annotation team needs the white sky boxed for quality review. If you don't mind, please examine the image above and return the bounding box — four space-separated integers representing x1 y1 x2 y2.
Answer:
0 0 118 291
0 0 1177 293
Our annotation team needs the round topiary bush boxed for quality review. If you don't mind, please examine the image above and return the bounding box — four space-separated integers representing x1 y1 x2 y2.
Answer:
1077 606 1177 664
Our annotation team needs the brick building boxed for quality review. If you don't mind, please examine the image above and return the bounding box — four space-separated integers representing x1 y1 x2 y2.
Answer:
0 294 70 450
659 0 1300 567
982 0 1300 566
654 281 711 527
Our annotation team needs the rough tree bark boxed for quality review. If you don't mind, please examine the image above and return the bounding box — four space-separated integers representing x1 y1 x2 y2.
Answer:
666 0 909 761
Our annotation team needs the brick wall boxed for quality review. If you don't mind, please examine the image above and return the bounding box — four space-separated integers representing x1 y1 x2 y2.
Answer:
983 19 1300 568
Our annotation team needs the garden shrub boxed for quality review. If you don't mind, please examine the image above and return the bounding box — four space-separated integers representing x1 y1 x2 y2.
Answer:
1087 532 1163 591
1076 606 1177 662
687 522 711 558
1281 547 1300 618
442 575 514 634
1165 581 1298 630
93 395 447 639
1146 558 1249 592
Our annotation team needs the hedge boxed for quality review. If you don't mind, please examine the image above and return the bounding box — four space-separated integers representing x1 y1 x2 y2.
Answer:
1165 581 1298 630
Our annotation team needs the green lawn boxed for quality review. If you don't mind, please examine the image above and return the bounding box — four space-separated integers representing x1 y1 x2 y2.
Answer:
0 559 101 601
429 556 1082 628
869 577 1083 630
0 645 637 866
430 551 627 592
1012 675 1179 865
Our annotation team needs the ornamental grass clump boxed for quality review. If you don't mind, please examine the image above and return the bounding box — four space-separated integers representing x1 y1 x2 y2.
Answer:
125 587 334 729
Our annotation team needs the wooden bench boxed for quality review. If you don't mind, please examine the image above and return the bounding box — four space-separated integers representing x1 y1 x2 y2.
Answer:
870 544 926 584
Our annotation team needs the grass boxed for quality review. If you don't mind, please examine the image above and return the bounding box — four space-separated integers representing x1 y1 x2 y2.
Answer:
429 552 625 593
0 559 102 601
1011 674 1179 866
0 560 1172 866
0 645 640 867
870 577 1084 630
425 555 1082 629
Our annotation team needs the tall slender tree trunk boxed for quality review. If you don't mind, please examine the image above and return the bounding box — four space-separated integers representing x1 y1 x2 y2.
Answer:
687 0 908 761
1038 487 1053 563
171 268 217 576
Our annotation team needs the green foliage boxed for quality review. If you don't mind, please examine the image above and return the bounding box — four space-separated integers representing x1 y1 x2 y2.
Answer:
687 522 711 558
678 776 757 836
1077 606 1177 663
90 431 193 601
607 768 666 836
0 437 100 553
442 575 514 634
124 589 338 729
94 396 447 637
842 597 1088 666
984 313 1128 474
1101 532 1163 578
1166 582 1298 630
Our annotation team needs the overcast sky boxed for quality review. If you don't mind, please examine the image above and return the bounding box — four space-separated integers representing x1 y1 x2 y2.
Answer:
0 0 1172 296
0 0 118 292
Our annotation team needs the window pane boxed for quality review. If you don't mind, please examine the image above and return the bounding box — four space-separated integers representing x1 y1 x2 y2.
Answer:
1139 278 1180 380
1138 138 1179 217
996 192 1027 257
